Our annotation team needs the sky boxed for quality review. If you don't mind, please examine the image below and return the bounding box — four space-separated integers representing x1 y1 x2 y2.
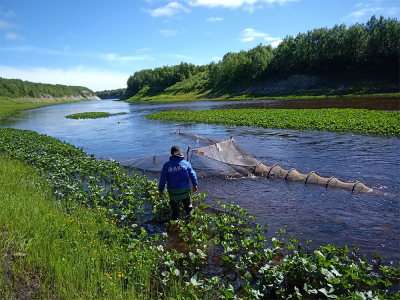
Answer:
0 0 399 92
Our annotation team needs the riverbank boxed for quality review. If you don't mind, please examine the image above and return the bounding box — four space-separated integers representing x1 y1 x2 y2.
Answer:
124 67 399 103
1 127 399 299
0 96 99 121
0 156 189 299
126 91 400 103
125 85 400 106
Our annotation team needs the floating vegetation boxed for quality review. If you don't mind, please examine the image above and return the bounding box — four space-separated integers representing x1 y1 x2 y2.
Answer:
66 111 127 119
0 127 399 299
147 108 400 137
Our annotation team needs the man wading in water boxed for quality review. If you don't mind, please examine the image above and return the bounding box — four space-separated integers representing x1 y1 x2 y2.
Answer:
158 145 198 221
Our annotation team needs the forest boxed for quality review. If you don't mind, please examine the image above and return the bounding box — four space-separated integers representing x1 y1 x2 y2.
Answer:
0 77 94 99
95 88 126 99
121 15 399 100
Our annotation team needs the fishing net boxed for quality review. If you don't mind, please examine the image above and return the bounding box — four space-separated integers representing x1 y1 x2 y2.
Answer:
103 129 372 193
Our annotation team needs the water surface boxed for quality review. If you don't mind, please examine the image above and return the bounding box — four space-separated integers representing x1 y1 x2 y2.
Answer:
1 97 399 264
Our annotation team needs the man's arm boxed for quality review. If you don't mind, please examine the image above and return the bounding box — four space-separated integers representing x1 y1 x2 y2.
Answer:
188 164 198 191
158 164 168 197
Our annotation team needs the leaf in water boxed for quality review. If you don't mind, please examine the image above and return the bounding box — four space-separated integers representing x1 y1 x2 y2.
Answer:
190 272 204 286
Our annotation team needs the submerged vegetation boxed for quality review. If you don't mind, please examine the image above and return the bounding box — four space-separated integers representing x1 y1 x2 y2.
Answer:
147 108 400 137
0 127 399 299
66 111 127 119
121 16 399 102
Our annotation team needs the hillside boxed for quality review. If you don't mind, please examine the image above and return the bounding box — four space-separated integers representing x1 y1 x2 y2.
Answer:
0 78 100 120
0 77 100 101
121 15 399 102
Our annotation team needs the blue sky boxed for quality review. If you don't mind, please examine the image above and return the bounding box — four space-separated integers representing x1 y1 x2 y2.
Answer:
0 0 399 91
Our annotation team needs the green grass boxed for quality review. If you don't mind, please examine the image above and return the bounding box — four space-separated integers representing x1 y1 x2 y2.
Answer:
147 108 400 137
0 156 192 299
66 111 127 119
0 96 97 121
126 90 400 103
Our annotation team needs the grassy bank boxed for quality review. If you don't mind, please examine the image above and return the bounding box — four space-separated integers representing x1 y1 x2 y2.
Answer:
0 96 97 121
1 127 399 299
0 156 191 299
125 90 400 103
147 108 400 137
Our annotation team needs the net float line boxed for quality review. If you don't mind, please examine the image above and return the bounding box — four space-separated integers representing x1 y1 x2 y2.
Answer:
253 163 371 193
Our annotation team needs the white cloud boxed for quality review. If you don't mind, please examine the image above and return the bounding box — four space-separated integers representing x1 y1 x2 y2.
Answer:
0 19 16 29
241 28 267 38
271 39 283 47
211 56 221 62
98 53 153 62
149 2 190 17
387 7 400 15
345 7 383 19
240 28 264 41
239 28 279 42
242 37 254 42
5 32 25 41
0 10 16 18
0 45 154 62
137 48 153 52
0 65 130 91
187 0 297 11
264 36 279 41
160 29 177 37
206 17 223 22
355 3 363 8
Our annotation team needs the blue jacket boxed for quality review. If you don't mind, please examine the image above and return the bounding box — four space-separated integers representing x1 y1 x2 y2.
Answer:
158 157 198 192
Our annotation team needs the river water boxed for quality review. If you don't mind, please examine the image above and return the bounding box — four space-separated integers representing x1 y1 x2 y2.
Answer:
1 97 399 264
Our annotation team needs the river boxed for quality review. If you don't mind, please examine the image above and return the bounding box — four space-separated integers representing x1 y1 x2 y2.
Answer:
1 97 399 265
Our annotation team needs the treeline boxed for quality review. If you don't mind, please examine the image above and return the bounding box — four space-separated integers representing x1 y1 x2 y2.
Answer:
122 15 399 100
123 63 208 99
95 88 126 99
268 15 400 75
0 77 94 99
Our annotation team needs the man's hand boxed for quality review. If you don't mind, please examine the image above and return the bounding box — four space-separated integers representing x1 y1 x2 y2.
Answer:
158 192 164 198
192 186 198 192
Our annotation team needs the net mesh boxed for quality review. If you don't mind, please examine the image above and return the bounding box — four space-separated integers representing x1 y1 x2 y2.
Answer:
174 129 222 144
103 130 372 193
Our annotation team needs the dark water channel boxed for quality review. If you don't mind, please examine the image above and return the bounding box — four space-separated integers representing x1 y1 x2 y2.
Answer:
1 97 399 265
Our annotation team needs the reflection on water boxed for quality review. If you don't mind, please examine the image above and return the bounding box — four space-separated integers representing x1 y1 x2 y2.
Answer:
1 97 399 264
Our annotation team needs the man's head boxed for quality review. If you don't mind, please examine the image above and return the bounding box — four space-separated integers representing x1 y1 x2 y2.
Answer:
171 145 184 158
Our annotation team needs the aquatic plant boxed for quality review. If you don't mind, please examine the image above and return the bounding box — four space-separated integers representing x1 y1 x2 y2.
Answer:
147 108 400 137
0 127 399 299
66 111 127 119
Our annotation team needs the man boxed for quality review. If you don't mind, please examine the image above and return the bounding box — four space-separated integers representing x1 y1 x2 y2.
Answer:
158 145 198 221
